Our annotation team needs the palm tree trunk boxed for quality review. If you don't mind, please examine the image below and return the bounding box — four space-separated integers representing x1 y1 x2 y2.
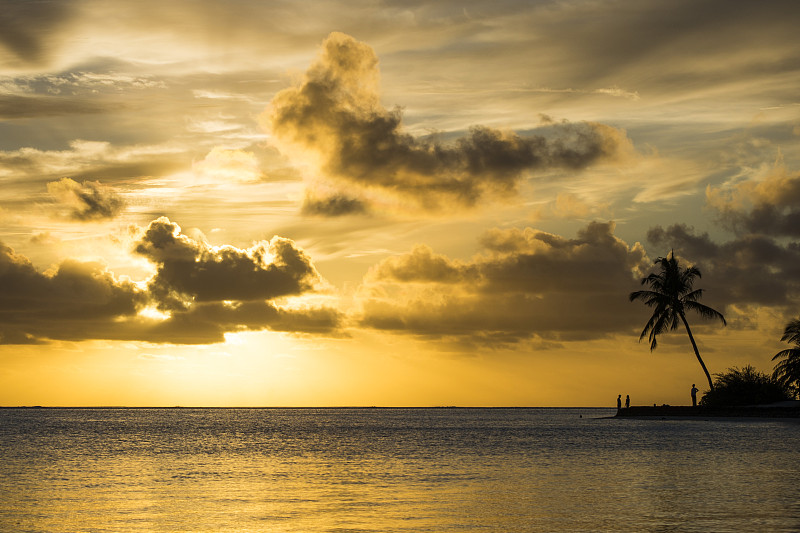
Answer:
680 312 714 391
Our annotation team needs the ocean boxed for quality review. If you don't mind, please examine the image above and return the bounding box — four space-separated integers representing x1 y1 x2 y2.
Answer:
1 407 798 532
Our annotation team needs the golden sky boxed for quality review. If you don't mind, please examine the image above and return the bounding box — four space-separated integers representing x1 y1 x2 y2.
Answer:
1 0 799 406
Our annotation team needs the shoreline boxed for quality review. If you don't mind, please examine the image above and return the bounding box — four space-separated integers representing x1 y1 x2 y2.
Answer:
615 403 800 419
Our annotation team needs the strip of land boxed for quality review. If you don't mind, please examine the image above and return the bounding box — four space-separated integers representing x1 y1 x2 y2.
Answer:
616 402 800 418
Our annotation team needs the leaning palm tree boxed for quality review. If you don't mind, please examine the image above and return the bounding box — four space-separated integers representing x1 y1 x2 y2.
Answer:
629 253 726 391
772 318 800 398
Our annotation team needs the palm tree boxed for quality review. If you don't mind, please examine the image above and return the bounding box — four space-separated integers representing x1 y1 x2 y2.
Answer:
772 318 800 398
629 253 726 391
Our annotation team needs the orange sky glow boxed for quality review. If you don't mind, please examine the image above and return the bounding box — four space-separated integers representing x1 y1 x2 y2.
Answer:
1 1 799 406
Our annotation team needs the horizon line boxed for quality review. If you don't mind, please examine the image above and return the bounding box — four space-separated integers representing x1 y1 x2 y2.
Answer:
0 405 616 410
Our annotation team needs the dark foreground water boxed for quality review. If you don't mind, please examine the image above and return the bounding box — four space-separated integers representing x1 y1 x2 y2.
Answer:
1 408 799 532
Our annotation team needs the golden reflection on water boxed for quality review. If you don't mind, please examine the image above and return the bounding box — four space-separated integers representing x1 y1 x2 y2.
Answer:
1 409 799 532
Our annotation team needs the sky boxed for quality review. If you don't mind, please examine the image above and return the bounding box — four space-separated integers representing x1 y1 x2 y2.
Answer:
1 0 799 407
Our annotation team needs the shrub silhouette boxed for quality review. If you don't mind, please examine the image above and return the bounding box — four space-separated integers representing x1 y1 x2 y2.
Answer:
700 365 792 407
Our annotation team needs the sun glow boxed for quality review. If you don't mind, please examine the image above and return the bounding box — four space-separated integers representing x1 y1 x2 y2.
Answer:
138 306 171 321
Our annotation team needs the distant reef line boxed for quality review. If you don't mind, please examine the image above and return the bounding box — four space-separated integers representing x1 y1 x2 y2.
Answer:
616 403 800 419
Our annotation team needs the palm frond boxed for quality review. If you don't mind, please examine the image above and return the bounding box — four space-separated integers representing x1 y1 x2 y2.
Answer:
648 312 674 350
772 330 800 394
629 290 669 308
682 265 702 280
683 288 704 302
772 357 800 389
684 301 726 325
772 347 800 361
638 314 658 344
629 289 652 302
780 319 800 345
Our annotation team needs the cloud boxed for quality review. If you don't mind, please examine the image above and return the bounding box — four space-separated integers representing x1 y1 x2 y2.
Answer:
0 71 166 119
129 217 343 341
0 241 146 344
47 178 125 221
531 192 610 220
134 217 326 309
264 32 634 213
301 192 370 217
359 221 650 344
192 147 264 184
515 0 800 98
0 0 75 65
0 94 119 119
147 300 343 341
0 218 342 344
647 224 800 309
0 140 187 192
706 157 800 237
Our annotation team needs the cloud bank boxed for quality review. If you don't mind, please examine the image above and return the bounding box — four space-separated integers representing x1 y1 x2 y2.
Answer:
706 159 800 237
0 241 144 344
642 159 800 319
647 224 800 311
359 221 649 344
0 218 341 344
265 32 634 214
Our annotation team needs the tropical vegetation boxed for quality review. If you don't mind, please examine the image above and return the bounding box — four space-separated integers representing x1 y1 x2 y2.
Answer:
772 318 800 399
700 365 792 407
629 253 726 391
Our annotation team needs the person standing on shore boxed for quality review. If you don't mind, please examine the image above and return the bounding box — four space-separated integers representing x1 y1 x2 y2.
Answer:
617 395 622 409
691 384 699 407
625 395 630 408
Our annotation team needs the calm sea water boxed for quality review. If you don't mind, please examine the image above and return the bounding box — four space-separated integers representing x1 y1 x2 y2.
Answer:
1 407 799 532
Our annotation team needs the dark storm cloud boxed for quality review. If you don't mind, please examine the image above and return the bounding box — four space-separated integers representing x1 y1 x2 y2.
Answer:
47 178 125 221
361 221 650 343
647 224 800 309
266 32 634 212
0 219 342 344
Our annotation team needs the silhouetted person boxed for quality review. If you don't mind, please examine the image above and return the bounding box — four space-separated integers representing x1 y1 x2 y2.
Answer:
691 384 699 407
625 395 630 408
617 394 622 409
